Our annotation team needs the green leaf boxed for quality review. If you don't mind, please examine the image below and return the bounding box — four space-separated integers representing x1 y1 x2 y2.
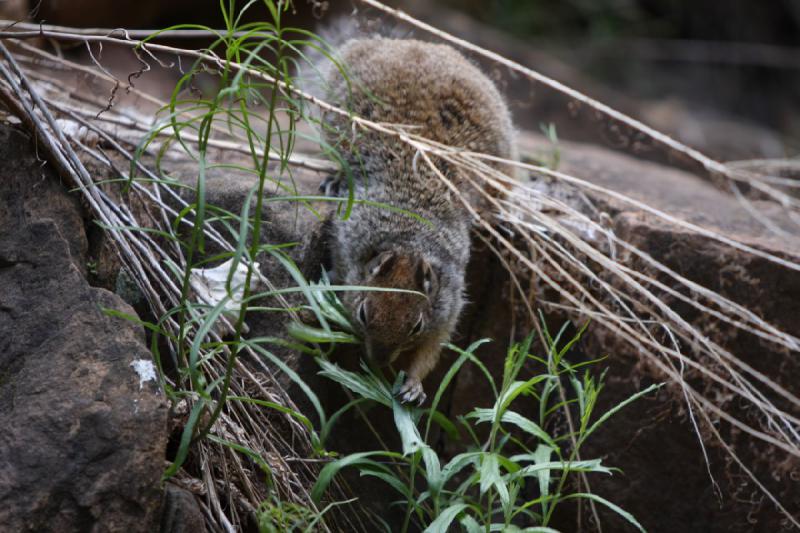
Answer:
423 503 469 533
229 396 321 450
162 398 205 480
207 434 272 481
584 383 662 441
459 513 482 533
494 377 549 420
445 341 499 399
311 451 402 505
287 322 359 344
100 307 171 338
360 470 413 500
421 445 442 498
270 250 331 332
469 408 557 450
510 459 613 480
244 341 328 427
187 290 236 375
533 444 553 516
320 397 369 445
317 359 392 405
225 184 256 293
479 453 498 496
393 399 424 456
427 410 459 440
441 452 480 484
424 338 491 440
562 493 646 532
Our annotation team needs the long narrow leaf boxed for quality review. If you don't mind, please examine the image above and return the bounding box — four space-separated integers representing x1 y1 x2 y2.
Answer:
584 383 663 441
311 451 402 505
423 503 469 533
562 493 646 532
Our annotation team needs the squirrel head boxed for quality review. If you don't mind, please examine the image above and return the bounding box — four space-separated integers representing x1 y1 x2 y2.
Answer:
351 250 439 367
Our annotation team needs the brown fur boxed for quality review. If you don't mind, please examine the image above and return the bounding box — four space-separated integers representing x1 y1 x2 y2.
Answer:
317 36 516 403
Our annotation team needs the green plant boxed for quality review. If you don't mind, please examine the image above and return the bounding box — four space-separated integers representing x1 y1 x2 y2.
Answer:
310 320 660 532
103 1 377 530
127 0 346 456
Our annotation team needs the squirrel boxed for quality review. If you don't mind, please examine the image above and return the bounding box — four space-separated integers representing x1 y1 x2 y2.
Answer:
312 30 516 404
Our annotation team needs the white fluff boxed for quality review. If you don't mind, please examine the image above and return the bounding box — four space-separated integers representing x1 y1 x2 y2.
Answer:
189 258 260 336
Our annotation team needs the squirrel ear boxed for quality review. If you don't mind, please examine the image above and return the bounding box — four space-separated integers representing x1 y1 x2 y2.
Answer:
417 258 439 297
366 250 396 277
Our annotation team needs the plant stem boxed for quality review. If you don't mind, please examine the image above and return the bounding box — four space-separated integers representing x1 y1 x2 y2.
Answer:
197 14 287 442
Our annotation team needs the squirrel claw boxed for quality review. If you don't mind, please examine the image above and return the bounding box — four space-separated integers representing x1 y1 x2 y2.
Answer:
397 377 427 406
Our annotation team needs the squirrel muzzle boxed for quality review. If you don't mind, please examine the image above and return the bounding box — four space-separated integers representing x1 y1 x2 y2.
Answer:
364 337 401 368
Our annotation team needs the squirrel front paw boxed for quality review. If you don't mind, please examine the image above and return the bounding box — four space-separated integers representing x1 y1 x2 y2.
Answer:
397 375 427 406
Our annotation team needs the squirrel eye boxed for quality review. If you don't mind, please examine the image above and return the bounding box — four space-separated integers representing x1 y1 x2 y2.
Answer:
357 300 368 326
409 314 425 337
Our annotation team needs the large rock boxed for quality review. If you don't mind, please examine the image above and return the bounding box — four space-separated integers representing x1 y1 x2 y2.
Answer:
0 123 169 532
518 135 800 531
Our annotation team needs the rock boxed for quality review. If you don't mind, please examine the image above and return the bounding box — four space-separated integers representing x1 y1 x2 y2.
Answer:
159 484 207 533
640 100 786 161
0 123 169 532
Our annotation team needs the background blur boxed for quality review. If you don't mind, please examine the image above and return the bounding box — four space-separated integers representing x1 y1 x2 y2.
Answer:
4 0 799 160
441 0 800 160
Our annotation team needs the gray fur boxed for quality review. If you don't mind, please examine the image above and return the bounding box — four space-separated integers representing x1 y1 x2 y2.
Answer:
316 34 516 403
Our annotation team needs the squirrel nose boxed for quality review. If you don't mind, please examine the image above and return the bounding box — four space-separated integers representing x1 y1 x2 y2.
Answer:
365 339 395 367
